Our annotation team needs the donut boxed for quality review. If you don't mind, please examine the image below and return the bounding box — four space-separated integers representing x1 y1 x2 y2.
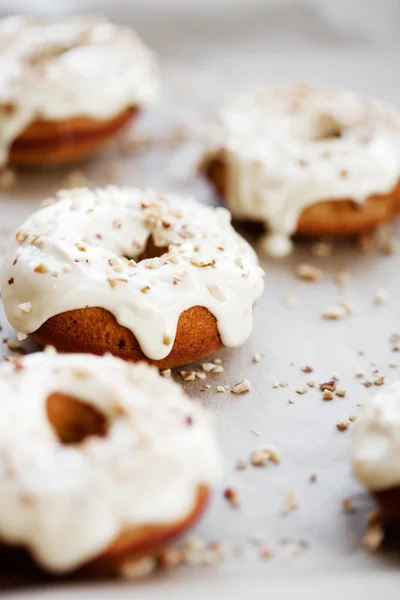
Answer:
0 15 159 167
0 350 221 574
200 82 400 256
352 381 400 524
0 186 264 369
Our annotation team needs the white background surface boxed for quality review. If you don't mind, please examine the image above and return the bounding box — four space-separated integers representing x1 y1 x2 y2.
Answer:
0 0 400 597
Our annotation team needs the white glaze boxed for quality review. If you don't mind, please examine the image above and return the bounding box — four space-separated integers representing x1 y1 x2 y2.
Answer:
0 186 264 360
352 381 400 491
202 82 400 256
0 351 222 572
0 15 159 165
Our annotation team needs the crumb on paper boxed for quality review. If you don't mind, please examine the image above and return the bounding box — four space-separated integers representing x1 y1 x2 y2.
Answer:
320 380 337 392
252 352 261 363
232 379 251 394
307 378 317 388
235 459 246 470
335 388 347 397
321 305 347 320
374 375 385 386
120 556 156 579
375 288 389 305
250 445 280 467
224 487 242 508
296 263 323 282
279 379 288 388
295 386 307 395
322 390 334 401
336 420 351 431
281 489 298 516
310 241 332 258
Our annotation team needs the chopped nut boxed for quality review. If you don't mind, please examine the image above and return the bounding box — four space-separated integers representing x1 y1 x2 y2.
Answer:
34 263 48 274
272 381 279 388
140 285 151 294
279 379 288 388
322 390 334 401
356 369 365 378
161 369 171 378
320 380 337 392
301 365 313 373
362 524 384 551
16 332 27 341
120 556 156 579
250 449 268 466
202 362 217 372
181 371 196 381
295 386 307 395
281 489 298 515
309 472 317 483
18 302 32 314
235 459 246 470
343 498 356 513
15 230 28 243
260 547 275 560
349 415 357 422
217 385 225 393
224 487 242 507
335 388 347 397
332 372 340 381
195 371 206 380
336 420 351 431
252 352 261 363
296 263 322 282
375 288 389 305
321 305 347 320
374 376 385 386
307 378 317 388
163 334 172 346
212 365 224 373
231 379 251 394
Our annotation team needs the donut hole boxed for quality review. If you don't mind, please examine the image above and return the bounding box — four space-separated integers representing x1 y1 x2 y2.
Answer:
134 235 169 261
312 114 342 141
46 392 108 445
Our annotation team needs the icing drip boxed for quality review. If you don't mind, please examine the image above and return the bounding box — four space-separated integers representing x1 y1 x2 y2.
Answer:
0 351 222 572
0 15 159 165
352 381 400 491
203 82 400 256
0 186 264 360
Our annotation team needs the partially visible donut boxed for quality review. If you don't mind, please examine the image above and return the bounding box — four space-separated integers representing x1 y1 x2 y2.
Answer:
201 82 400 256
0 15 159 167
0 351 221 574
352 381 400 525
0 186 264 369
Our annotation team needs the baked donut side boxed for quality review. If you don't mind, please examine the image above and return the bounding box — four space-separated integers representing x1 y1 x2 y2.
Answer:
201 83 400 256
32 306 223 370
205 155 400 237
0 353 222 574
1 187 264 368
0 15 159 167
8 107 138 167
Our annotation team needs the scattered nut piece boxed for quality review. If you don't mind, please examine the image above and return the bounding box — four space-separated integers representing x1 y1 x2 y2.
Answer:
195 371 206 380
202 362 217 372
16 332 27 341
281 489 298 516
375 288 389 305
309 472 317 483
356 369 365 378
120 557 156 579
362 524 384 552
336 420 351 431
231 379 251 394
252 352 261 363
349 415 357 422
335 388 347 397
272 381 279 388
320 380 337 392
322 390 334 401
343 498 356 513
374 376 385 386
235 460 246 471
310 241 332 258
160 369 171 378
295 386 307 395
296 263 322 282
301 365 313 373
307 378 317 388
321 305 347 320
224 487 242 507
217 385 225 393
260 547 275 560
181 371 196 382
279 379 288 388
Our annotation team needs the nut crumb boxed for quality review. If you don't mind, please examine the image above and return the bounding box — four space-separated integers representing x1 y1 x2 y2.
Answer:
295 386 307 395
320 380 337 392
224 487 242 507
161 369 171 378
362 524 384 552
375 288 389 305
252 352 261 363
336 419 351 431
281 489 298 515
217 385 225 393
296 263 322 282
335 388 347 397
181 371 196 381
307 378 317 388
309 472 317 483
232 379 251 394
260 547 275 560
279 379 288 388
322 390 334 401
321 305 347 320
301 365 313 373
374 375 385 386
235 459 246 470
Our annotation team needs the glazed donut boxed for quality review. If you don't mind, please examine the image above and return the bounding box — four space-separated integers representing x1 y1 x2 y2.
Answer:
0 15 159 167
0 351 221 574
0 186 264 369
201 82 400 256
352 382 400 524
